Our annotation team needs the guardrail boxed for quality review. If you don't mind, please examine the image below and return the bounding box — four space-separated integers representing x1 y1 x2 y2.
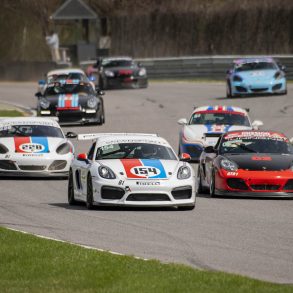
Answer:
135 55 293 80
1 55 293 81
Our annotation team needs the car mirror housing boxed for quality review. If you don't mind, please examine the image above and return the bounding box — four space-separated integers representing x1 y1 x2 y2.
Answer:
179 153 191 161
204 146 216 153
65 132 77 139
35 92 42 98
251 120 264 130
38 79 46 85
177 118 188 125
77 153 88 163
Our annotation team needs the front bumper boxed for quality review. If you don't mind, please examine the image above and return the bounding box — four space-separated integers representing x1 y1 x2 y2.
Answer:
231 78 286 95
39 108 102 125
106 76 148 89
91 178 196 207
0 154 72 177
215 169 293 198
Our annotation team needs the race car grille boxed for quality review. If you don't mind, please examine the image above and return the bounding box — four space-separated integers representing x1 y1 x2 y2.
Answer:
235 86 247 93
126 193 170 201
101 186 125 200
272 83 282 91
0 160 17 170
251 88 268 93
48 160 67 170
19 165 46 171
250 184 280 191
283 179 293 190
227 178 248 190
172 186 192 199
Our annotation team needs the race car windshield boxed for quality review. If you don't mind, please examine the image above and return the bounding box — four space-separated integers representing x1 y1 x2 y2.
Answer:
48 73 89 83
235 62 277 72
101 60 133 68
0 125 64 138
219 137 293 155
190 112 250 126
45 84 94 96
96 143 177 160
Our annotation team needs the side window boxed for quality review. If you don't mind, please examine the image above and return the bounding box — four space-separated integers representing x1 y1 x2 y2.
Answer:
87 142 96 160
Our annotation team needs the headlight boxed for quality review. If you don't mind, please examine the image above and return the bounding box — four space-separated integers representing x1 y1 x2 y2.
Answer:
177 166 191 179
98 166 116 179
39 98 50 109
87 97 98 108
274 71 283 80
105 70 114 77
233 75 243 82
138 68 146 76
220 159 238 171
0 143 9 154
56 143 72 154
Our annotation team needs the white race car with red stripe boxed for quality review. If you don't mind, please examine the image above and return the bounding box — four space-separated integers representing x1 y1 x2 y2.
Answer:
177 105 263 161
68 133 196 210
0 117 76 177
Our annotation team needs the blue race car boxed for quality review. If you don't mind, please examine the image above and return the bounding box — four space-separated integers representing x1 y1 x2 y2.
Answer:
226 57 287 98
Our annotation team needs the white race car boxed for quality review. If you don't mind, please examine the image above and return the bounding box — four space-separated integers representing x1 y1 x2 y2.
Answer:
68 133 196 210
0 117 76 177
177 105 263 161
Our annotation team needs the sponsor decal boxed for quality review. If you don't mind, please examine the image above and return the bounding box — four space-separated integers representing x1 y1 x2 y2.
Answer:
136 181 160 185
227 172 238 176
14 137 49 153
120 159 167 179
57 94 79 109
251 156 272 161
224 131 288 141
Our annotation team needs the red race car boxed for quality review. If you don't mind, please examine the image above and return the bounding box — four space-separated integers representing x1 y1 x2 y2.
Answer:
198 130 293 197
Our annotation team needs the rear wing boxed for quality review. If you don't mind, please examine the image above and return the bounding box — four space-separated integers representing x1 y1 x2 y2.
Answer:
78 133 159 141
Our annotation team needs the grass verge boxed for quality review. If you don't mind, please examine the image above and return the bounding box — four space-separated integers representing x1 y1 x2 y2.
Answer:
0 227 292 293
0 109 25 117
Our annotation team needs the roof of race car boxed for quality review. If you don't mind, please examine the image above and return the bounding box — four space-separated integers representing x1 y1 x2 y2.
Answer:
0 117 60 127
78 133 170 146
233 57 274 65
102 56 132 62
47 68 86 77
193 105 248 115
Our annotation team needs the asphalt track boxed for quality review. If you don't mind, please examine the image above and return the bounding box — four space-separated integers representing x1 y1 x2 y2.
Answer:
0 81 293 284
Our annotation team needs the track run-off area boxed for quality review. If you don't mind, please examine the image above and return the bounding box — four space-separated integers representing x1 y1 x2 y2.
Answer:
0 81 292 284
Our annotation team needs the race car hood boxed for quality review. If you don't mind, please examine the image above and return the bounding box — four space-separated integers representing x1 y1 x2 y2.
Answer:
224 154 293 171
98 159 181 180
236 70 277 81
0 137 68 155
44 93 99 109
182 125 251 141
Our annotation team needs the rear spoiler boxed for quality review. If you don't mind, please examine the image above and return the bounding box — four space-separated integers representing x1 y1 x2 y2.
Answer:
78 133 159 141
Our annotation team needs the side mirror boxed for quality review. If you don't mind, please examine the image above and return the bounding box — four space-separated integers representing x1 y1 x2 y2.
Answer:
177 118 188 125
137 62 142 67
204 146 216 153
38 79 46 86
226 69 231 74
251 120 264 130
35 92 42 98
77 153 89 163
179 153 191 161
65 132 77 139
98 90 105 96
290 138 293 144
281 65 286 72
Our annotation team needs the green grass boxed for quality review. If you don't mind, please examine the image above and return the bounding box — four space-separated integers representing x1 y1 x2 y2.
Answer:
0 227 292 293
0 109 24 117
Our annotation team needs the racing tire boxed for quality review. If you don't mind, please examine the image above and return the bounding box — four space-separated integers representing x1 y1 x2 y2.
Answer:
226 81 232 98
178 204 195 211
209 170 216 197
197 167 208 194
86 173 94 210
68 170 77 205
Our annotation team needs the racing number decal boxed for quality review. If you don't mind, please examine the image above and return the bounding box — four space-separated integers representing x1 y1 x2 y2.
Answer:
131 166 160 177
120 159 167 179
